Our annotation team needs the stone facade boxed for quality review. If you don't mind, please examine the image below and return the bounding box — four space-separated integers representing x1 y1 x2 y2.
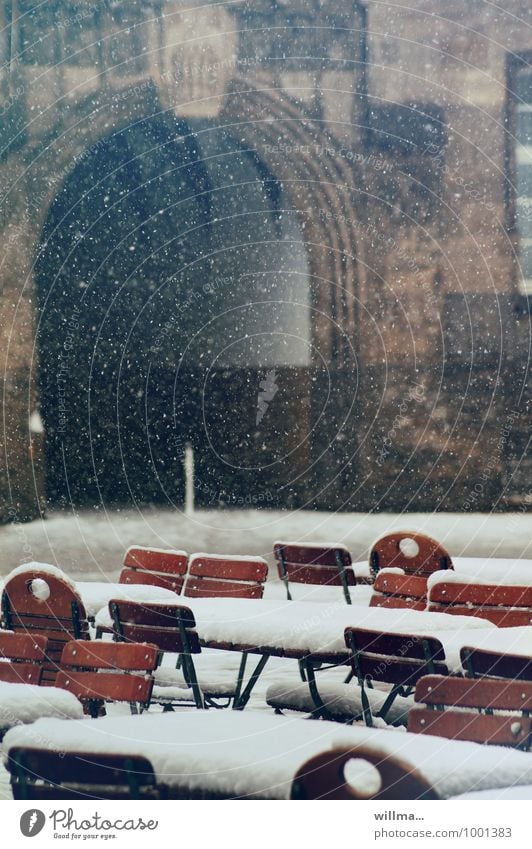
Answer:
0 0 530 518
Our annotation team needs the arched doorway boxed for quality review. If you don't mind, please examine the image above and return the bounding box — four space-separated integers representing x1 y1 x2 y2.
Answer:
36 115 312 508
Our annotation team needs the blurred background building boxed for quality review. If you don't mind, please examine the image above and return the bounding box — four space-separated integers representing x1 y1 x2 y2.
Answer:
0 0 530 519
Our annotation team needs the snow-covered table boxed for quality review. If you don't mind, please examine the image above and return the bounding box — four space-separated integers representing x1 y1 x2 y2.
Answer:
0 681 83 739
96 597 496 708
5 710 532 800
76 581 176 619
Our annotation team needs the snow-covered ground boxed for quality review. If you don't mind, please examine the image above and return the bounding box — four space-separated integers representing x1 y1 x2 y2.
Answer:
1 507 531 581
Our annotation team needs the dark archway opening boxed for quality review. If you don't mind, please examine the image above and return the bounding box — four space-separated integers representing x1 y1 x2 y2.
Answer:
36 115 313 508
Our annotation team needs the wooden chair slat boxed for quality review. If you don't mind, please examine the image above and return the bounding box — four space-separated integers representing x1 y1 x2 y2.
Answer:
61 640 158 671
8 613 85 632
415 673 532 711
461 647 532 681
356 656 448 685
281 563 356 586
56 671 154 704
408 707 532 746
0 633 47 661
123 547 188 575
110 600 196 628
370 595 427 611
184 578 264 599
274 542 351 567
345 627 446 661
189 556 268 582
118 623 201 654
119 568 184 593
430 581 532 608
0 663 42 685
374 572 428 597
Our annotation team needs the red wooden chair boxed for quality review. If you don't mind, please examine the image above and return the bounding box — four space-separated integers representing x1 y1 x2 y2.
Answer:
369 531 453 579
55 639 158 718
370 571 428 611
428 580 532 626
274 541 357 604
291 745 437 800
120 546 188 594
0 633 48 685
408 673 532 749
1 567 90 685
344 626 448 727
9 747 158 800
183 554 268 599
109 600 207 709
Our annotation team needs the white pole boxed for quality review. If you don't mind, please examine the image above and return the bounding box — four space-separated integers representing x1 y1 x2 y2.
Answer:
184 442 195 517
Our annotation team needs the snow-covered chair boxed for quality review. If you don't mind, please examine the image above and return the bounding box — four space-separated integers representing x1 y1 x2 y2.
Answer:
55 639 158 718
183 553 268 599
9 748 158 800
0 632 48 685
120 546 188 594
291 744 437 800
344 626 449 727
428 575 532 627
109 599 227 709
369 531 453 579
408 672 532 749
274 541 361 604
1 564 90 684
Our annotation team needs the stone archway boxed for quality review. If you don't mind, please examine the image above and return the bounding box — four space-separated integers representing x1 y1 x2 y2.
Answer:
35 109 319 508
5 77 363 515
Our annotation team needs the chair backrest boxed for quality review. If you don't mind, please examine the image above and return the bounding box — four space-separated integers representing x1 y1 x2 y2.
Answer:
345 627 448 687
428 580 532 627
109 600 201 654
9 747 158 800
370 572 428 611
1 568 90 685
408 674 532 749
369 531 452 578
184 554 268 599
120 546 188 594
0 632 48 685
55 640 158 717
291 745 438 800
461 645 532 682
274 541 355 603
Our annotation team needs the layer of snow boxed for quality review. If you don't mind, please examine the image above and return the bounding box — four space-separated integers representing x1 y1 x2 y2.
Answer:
263 581 373 604
2 562 79 594
97 597 493 669
77 581 177 618
5 711 532 800
0 681 83 733
1 509 530 583
190 553 268 564
266 678 412 725
429 565 532 590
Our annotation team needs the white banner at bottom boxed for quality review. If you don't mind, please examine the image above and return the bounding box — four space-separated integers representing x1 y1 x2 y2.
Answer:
1 798 531 849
